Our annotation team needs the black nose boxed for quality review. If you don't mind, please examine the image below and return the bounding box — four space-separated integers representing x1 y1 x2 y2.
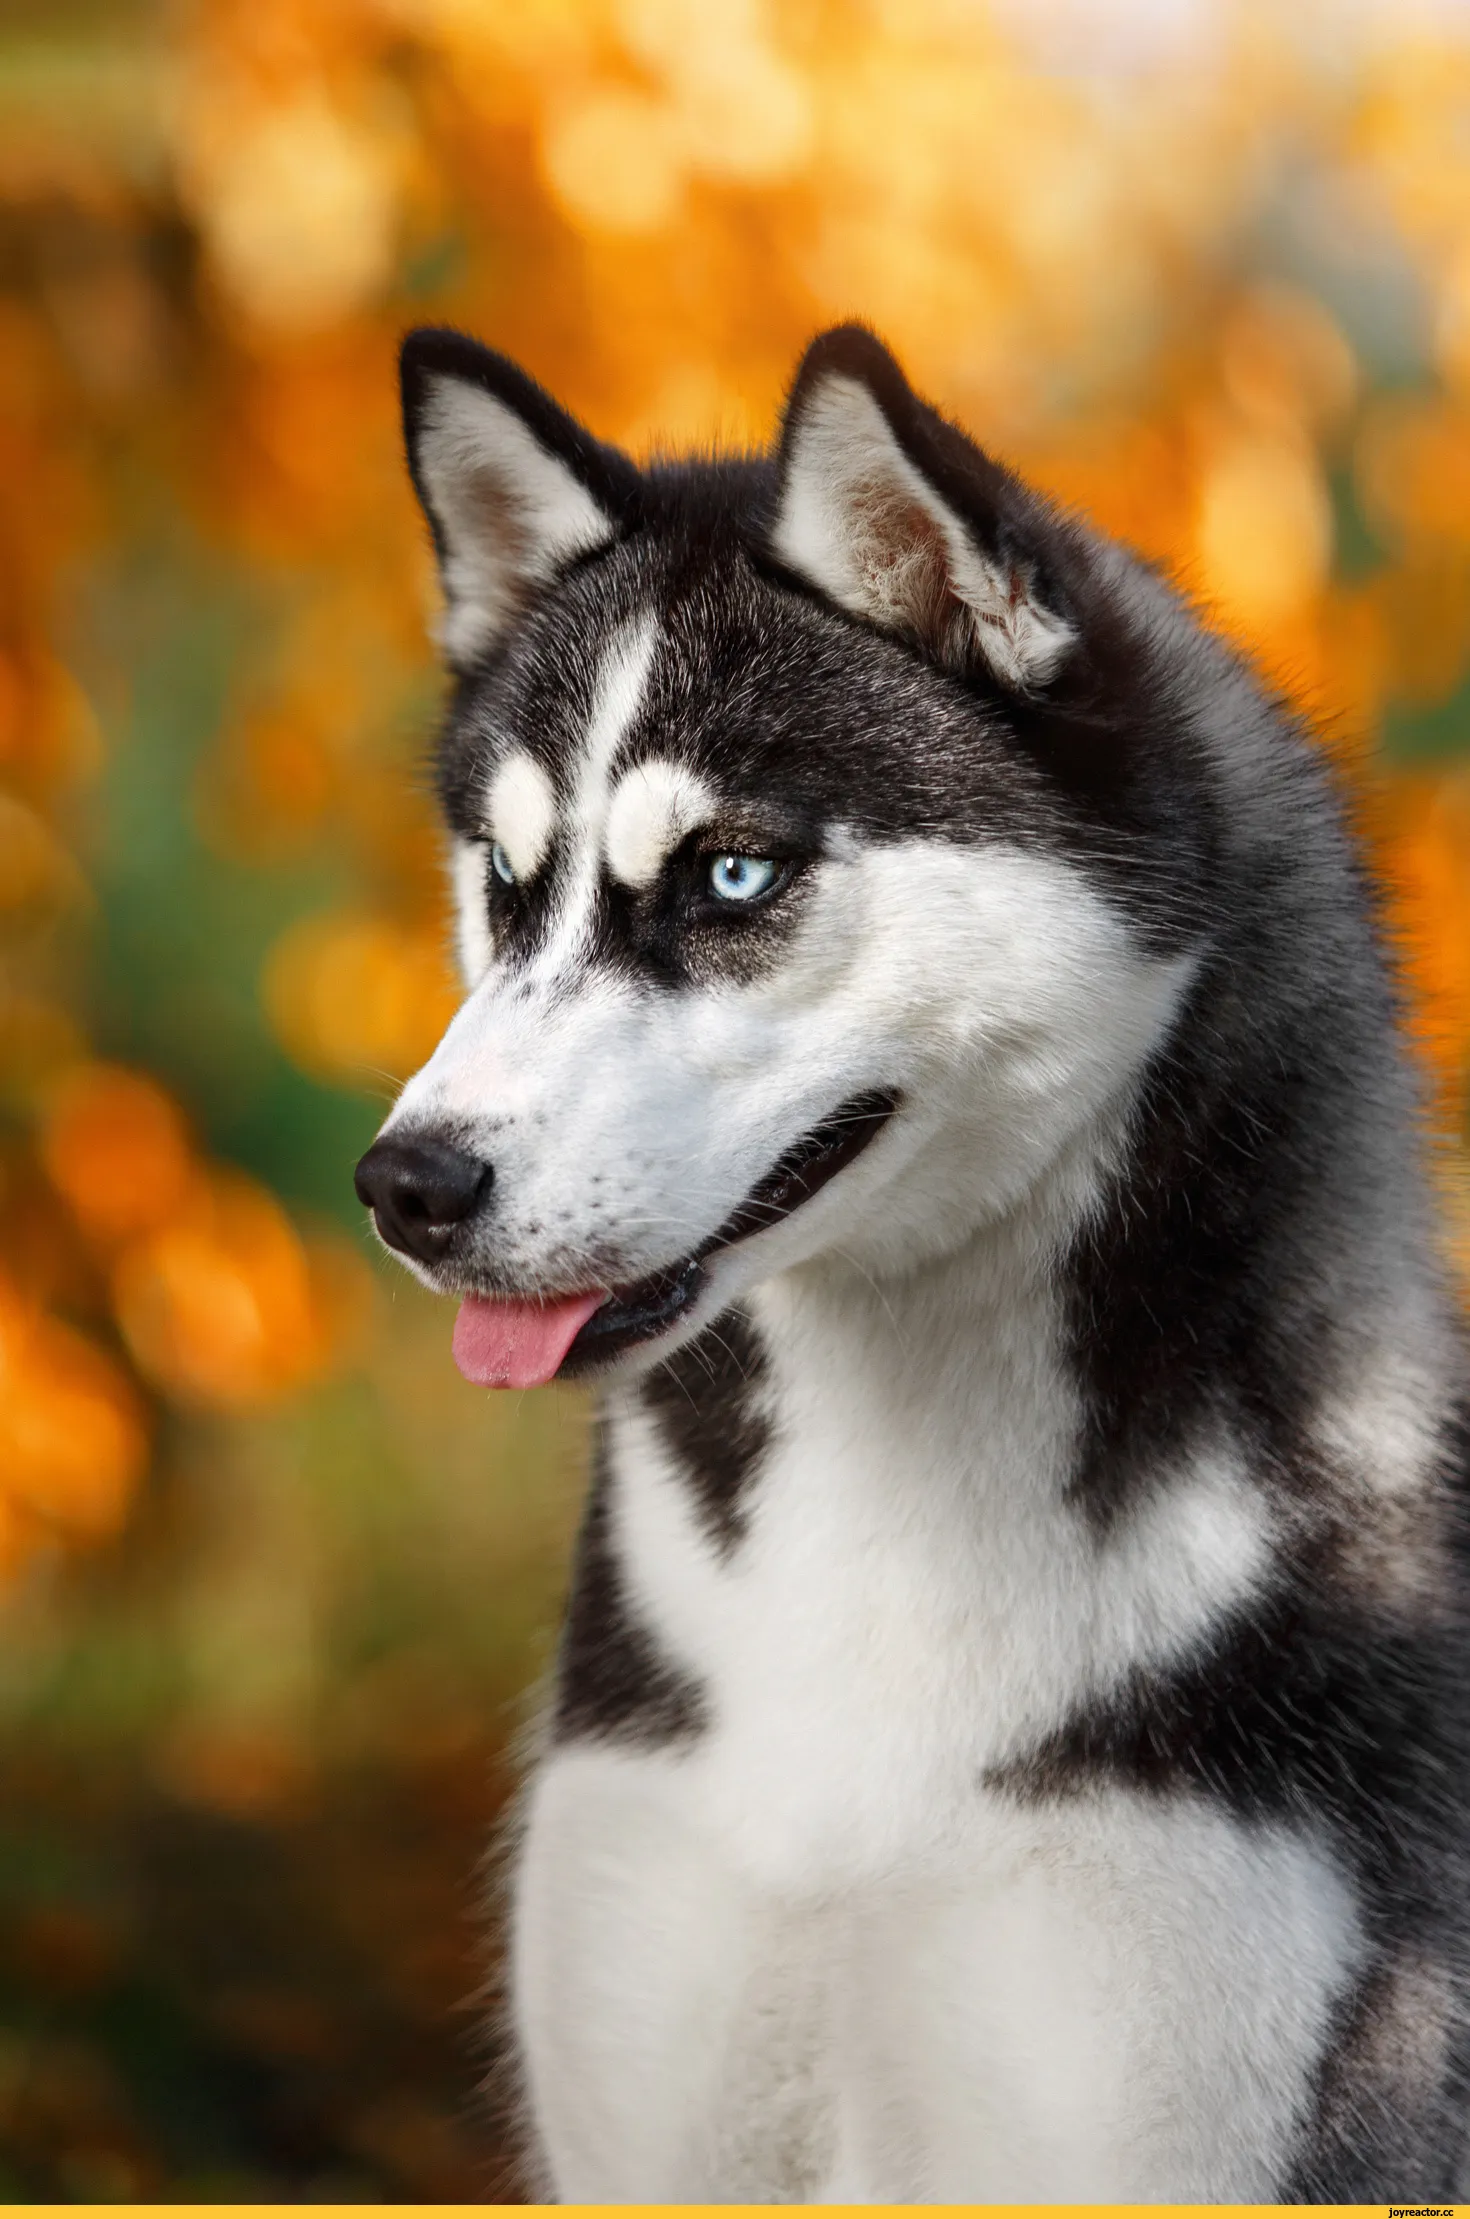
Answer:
354 1134 491 1264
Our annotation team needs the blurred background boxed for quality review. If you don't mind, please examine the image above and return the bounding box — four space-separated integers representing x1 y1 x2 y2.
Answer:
3 0 1470 2198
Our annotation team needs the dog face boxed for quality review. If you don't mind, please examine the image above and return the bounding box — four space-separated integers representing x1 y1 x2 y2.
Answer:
356 326 1212 1386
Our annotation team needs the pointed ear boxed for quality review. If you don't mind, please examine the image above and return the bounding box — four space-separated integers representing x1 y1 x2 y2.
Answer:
400 328 642 670
770 327 1076 692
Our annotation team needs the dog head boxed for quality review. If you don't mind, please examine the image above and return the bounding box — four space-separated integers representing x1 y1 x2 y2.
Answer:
356 325 1216 1386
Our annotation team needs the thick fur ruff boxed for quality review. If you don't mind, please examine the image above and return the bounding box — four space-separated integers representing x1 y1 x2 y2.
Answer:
365 321 1470 2201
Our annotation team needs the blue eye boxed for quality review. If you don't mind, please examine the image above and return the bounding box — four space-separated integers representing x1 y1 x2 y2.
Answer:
490 840 516 887
708 854 780 904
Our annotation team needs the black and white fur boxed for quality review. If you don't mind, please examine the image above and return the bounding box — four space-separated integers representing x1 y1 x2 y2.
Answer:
361 322 1470 2201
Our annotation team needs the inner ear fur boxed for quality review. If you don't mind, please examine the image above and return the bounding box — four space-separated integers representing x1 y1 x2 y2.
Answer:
400 327 642 671
770 325 1078 691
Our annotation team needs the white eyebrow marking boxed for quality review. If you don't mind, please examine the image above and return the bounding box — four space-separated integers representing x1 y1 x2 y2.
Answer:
533 615 659 977
449 835 493 985
605 757 716 889
486 750 557 881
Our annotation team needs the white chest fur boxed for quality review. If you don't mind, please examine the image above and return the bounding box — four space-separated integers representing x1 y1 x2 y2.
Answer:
512 1246 1362 2202
608 1250 1273 1893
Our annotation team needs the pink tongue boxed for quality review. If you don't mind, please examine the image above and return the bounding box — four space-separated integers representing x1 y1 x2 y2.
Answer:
452 1290 606 1389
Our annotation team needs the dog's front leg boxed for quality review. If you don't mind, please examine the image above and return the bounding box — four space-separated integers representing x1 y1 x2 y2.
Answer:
511 1743 829 2202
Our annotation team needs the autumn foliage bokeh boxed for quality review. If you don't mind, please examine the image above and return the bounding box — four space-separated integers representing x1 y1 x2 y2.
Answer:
3 0 1470 2196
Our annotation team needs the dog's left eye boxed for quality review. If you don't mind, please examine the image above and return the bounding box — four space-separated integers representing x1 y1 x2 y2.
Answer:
708 854 779 903
490 841 516 887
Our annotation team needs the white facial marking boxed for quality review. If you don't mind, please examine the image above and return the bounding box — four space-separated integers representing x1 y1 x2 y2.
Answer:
578 617 661 819
775 374 1074 689
449 836 493 985
605 758 717 890
488 750 557 882
534 616 659 976
416 376 613 665
397 825 1196 1312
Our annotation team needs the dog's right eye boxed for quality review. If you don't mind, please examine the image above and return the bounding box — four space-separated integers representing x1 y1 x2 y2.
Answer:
490 841 516 887
708 854 781 904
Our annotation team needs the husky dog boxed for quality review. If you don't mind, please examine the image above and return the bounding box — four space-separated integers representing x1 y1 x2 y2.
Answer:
354 322 1470 2202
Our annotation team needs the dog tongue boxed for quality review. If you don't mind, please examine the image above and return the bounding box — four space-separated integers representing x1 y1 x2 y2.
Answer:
452 1290 606 1389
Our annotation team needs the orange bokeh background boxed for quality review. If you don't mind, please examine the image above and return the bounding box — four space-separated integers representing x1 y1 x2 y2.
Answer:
2 0 1470 2196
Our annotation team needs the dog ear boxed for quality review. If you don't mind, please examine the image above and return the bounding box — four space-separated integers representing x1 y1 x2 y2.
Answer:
401 328 643 671
770 326 1077 691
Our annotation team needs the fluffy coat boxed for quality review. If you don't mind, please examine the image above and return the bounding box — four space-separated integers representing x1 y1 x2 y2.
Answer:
356 322 1470 2201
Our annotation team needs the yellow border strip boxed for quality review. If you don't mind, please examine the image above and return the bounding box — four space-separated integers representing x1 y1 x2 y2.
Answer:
14 2204 1460 2216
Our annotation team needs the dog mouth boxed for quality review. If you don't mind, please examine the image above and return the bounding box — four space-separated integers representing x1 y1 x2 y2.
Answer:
452 1088 898 1387
562 1087 899 1374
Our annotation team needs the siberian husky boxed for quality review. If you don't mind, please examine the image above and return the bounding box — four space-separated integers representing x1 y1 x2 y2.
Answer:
354 322 1470 2201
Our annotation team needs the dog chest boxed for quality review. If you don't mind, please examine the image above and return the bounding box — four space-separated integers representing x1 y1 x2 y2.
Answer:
601 1267 1273 1893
